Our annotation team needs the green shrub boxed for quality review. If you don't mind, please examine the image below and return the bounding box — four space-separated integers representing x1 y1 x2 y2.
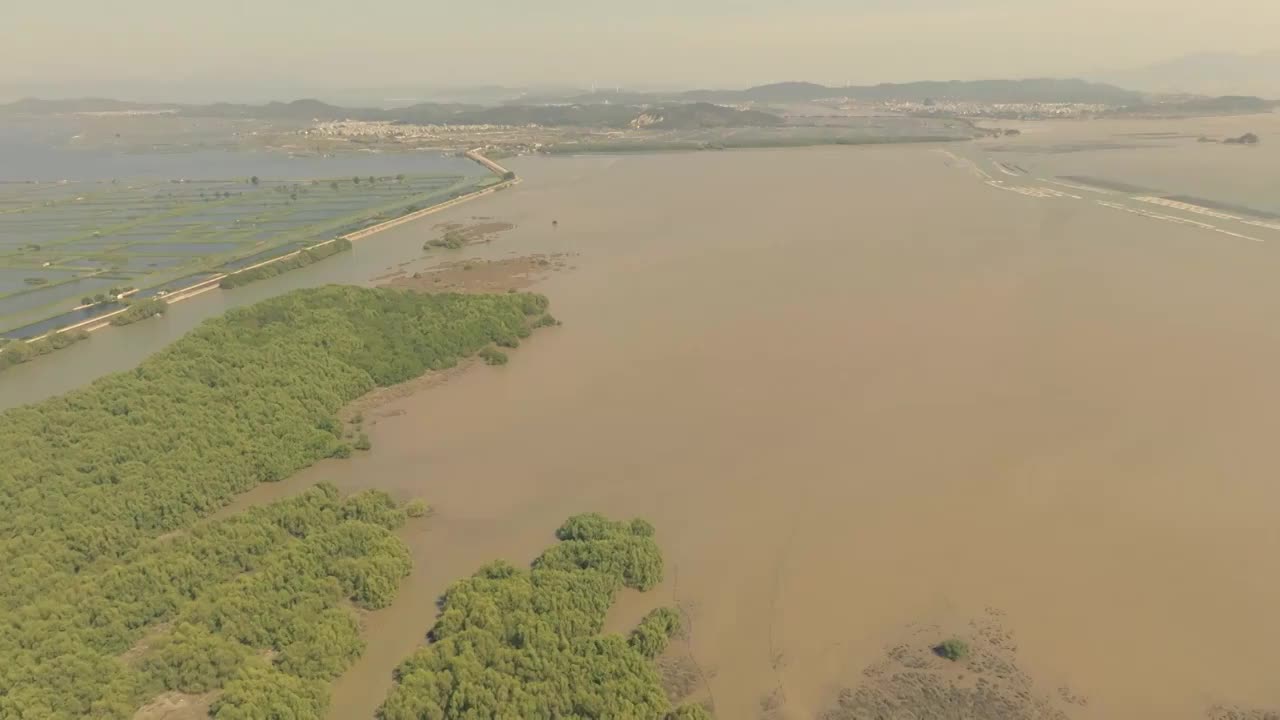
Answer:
424 230 467 250
668 704 714 720
629 607 682 658
353 433 372 451
520 293 550 316
935 638 970 662
340 490 407 529
556 513 621 541
404 499 429 518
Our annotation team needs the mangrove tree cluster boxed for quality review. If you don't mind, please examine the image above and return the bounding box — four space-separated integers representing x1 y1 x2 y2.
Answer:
0 285 552 718
0 329 89 374
0 483 412 718
378 513 707 720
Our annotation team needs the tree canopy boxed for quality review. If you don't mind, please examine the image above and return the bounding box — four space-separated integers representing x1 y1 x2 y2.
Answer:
0 285 552 718
0 483 412 718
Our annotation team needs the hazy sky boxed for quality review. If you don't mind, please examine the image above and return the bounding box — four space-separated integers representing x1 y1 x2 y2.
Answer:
5 0 1278 96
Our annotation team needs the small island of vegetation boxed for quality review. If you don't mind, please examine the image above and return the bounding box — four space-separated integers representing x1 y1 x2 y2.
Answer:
0 329 90 373
110 297 168 325
425 229 468 250
378 513 709 720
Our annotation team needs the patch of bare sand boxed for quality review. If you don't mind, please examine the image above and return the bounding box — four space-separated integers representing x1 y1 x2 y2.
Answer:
379 254 570 295
338 360 480 431
132 692 217 720
818 610 1082 720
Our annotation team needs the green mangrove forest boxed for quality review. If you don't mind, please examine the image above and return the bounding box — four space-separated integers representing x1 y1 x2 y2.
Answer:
0 285 552 718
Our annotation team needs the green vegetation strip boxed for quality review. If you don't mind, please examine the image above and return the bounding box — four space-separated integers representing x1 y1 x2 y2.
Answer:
220 238 352 289
0 329 88 373
0 285 551 718
110 297 168 326
379 513 711 720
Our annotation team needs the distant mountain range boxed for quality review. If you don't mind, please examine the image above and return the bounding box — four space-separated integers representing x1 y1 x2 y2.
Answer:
3 77 1145 119
0 97 783 130
1092 52 1280 99
3 74 1271 131
528 78 1147 106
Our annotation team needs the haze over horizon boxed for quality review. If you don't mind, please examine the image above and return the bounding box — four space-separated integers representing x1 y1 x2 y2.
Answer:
5 0 1279 102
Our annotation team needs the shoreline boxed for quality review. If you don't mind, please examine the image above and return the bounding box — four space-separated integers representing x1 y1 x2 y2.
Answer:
6 152 517 346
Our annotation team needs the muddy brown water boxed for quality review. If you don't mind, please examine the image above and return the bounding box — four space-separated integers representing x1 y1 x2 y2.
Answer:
207 144 1280 718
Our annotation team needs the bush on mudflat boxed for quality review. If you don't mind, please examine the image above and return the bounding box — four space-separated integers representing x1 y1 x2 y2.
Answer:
479 346 508 365
935 638 970 662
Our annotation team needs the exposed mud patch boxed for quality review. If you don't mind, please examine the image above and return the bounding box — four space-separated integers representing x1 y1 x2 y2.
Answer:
657 597 718 716
132 692 217 720
820 610 1081 720
338 360 479 431
379 254 570 295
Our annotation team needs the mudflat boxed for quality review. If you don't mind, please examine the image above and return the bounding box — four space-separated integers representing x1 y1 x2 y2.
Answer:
234 143 1280 718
